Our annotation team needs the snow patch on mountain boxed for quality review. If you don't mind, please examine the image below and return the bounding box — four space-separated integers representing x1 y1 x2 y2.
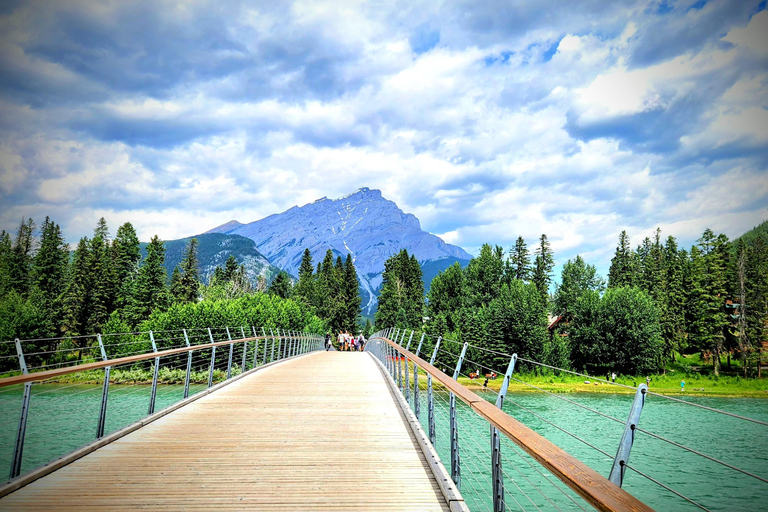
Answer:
205 187 472 314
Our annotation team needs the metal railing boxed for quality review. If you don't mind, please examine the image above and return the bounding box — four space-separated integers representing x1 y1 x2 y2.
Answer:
368 328 768 512
0 328 324 486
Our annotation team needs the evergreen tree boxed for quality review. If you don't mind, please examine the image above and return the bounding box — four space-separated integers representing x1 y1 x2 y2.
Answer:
553 255 605 317
62 237 91 336
268 271 292 299
745 236 768 376
608 230 635 288
375 249 424 329
509 236 532 282
32 218 68 299
31 217 69 335
464 244 504 308
343 254 361 332
532 234 554 308
86 218 115 333
735 240 749 376
363 319 373 338
8 217 36 296
0 230 12 297
688 229 729 376
662 236 687 361
177 238 200 303
292 248 315 306
315 249 344 331
170 266 183 301
113 223 141 309
426 262 465 333
222 254 239 282
126 236 169 326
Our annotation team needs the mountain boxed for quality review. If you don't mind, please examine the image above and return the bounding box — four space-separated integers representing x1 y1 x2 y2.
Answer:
205 187 472 313
140 233 284 286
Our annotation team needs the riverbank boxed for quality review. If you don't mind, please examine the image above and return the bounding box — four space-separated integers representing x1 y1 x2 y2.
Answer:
457 372 768 397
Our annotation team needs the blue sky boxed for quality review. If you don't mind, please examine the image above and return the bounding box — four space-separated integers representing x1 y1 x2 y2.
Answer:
0 0 767 279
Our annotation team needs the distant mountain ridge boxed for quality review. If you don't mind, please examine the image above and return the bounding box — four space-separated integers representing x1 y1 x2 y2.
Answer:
204 187 472 313
141 233 283 286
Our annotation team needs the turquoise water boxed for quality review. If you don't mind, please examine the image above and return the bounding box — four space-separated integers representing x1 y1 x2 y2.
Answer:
0 381 208 478
1 378 767 511
416 383 768 512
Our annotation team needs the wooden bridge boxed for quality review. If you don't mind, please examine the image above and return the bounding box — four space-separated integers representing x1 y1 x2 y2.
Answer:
0 330 659 512
0 351 463 511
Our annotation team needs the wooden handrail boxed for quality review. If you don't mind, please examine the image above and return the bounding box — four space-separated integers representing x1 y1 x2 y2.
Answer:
0 334 309 388
376 335 655 512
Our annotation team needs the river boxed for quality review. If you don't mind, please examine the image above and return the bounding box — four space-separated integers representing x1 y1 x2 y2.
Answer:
0 382 766 511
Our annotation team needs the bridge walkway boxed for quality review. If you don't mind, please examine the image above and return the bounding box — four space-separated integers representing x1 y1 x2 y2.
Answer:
0 351 453 511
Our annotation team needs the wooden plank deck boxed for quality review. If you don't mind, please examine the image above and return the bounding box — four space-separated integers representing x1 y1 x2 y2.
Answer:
0 352 452 511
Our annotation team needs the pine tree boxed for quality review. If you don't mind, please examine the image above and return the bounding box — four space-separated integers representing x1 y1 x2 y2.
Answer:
126 236 169 326
0 230 12 297
662 236 687 361
745 237 768 376
532 234 554 308
62 237 91 336
509 236 532 281
735 240 750 376
87 218 115 333
427 262 465 333
688 229 729 376
464 244 504 308
553 255 604 317
8 217 36 296
608 230 635 288
222 254 239 282
292 248 315 306
31 217 69 335
113 223 141 309
170 266 183 301
343 254 361 332
268 271 292 299
375 249 424 330
177 238 200 303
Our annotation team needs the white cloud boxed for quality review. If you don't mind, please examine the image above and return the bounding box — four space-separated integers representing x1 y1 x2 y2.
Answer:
0 0 765 282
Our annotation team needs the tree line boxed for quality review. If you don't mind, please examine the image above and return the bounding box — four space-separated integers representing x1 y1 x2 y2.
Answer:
375 226 768 377
0 217 327 355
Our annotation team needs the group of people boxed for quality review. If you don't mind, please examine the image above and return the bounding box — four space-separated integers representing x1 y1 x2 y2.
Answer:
325 332 366 351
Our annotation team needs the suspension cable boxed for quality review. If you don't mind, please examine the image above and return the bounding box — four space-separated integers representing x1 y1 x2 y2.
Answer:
623 463 712 512
635 427 768 484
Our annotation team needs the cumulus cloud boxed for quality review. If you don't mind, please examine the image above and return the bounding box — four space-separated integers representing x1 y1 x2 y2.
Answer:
0 0 766 280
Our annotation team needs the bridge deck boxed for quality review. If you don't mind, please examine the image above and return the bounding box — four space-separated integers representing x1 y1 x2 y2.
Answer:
0 352 451 511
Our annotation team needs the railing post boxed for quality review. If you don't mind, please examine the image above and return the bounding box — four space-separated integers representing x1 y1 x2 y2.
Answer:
415 333 425 357
262 327 268 364
450 342 468 489
397 346 402 392
405 330 414 352
492 354 518 512
414 357 420 418
225 327 234 379
241 327 248 372
96 334 111 439
609 384 648 487
182 330 192 399
207 328 216 388
253 327 261 368
428 336 441 445
148 331 160 415
10 338 31 480
270 328 276 362
405 350 410 404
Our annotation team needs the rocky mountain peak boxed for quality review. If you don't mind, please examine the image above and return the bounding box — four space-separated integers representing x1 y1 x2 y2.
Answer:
204 188 471 313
